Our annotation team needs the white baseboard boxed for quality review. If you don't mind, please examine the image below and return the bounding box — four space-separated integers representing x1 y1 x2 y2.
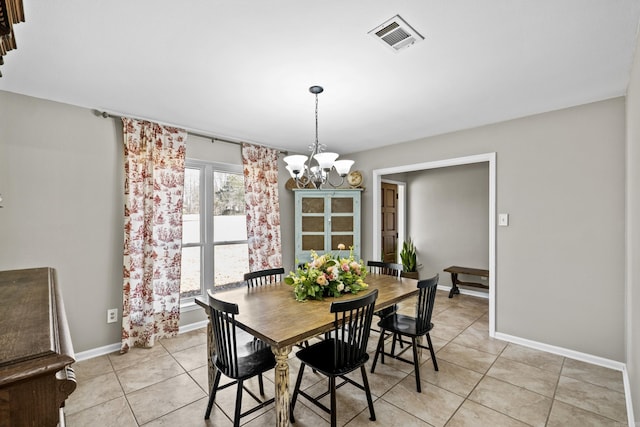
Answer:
437 284 489 299
179 319 208 333
73 321 208 362
74 342 121 362
494 332 635 426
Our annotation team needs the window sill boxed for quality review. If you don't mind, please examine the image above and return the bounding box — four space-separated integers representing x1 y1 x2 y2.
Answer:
180 300 201 313
179 282 246 312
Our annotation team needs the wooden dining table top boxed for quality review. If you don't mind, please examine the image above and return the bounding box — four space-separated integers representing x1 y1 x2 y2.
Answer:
195 273 419 349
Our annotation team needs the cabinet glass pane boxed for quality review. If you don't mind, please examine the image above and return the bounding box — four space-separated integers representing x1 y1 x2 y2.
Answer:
331 216 353 232
302 235 325 251
302 198 324 213
331 198 353 213
302 217 324 232
332 235 354 250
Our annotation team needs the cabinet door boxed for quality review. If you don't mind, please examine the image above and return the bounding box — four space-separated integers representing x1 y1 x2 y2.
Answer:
329 194 356 252
300 195 326 255
295 190 361 263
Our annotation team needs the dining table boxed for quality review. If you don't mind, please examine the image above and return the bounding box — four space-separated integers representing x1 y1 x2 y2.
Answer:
194 273 420 427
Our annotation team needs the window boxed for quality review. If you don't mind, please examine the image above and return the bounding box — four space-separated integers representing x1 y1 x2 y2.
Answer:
181 160 249 304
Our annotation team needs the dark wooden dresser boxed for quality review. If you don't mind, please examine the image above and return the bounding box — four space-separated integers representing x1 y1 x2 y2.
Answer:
0 267 77 427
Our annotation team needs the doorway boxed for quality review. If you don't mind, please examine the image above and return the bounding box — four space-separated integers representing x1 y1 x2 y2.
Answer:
381 182 398 263
380 180 406 263
372 153 496 336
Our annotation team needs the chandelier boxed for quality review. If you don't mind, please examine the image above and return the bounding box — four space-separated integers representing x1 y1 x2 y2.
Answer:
283 86 354 189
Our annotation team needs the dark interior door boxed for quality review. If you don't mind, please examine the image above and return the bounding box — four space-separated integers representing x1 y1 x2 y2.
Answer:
381 182 398 263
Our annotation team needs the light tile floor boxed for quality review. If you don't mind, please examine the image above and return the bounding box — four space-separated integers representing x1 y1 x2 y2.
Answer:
65 291 629 426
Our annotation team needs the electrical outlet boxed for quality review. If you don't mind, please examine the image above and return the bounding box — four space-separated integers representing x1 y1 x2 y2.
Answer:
107 308 118 323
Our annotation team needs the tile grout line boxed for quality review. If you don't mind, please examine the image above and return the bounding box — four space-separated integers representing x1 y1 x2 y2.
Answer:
106 352 142 426
543 357 567 426
440 311 504 426
67 293 629 426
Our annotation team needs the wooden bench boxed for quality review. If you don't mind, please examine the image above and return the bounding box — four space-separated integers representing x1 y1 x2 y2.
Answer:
443 265 489 298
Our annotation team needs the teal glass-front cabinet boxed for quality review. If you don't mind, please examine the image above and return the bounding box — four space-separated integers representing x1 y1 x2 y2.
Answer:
293 189 362 264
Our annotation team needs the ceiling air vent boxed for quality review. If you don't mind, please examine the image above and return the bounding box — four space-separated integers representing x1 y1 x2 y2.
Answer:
369 14 424 53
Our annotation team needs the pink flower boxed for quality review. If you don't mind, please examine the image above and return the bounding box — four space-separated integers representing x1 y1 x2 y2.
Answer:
349 261 361 274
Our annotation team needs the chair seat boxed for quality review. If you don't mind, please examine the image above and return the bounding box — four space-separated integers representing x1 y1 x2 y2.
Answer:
296 339 369 377
215 341 275 380
377 313 433 338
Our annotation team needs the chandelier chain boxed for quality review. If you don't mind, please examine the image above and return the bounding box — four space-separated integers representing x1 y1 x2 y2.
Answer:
315 93 319 148
283 85 354 189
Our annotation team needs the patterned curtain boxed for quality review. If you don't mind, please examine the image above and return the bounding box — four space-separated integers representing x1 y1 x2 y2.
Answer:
121 117 187 353
242 143 283 271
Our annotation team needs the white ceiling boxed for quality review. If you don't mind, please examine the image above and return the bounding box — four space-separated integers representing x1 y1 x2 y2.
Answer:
1 1 639 155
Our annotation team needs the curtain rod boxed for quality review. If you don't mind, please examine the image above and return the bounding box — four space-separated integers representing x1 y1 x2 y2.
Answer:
96 110 288 155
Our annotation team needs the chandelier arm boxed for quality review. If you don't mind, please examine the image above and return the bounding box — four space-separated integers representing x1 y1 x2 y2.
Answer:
295 174 311 188
306 144 318 173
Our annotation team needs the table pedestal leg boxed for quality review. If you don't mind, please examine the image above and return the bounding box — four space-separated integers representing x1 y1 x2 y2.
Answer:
272 346 292 427
205 321 217 393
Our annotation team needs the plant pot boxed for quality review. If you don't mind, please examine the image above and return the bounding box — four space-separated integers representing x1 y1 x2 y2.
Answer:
401 271 419 280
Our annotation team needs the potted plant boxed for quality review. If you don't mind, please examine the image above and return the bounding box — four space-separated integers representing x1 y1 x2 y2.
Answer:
400 238 420 279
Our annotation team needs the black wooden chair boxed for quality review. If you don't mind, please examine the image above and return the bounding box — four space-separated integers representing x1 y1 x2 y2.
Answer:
370 274 439 393
366 260 403 278
204 293 276 427
367 260 402 317
367 261 403 337
290 290 379 427
244 267 285 288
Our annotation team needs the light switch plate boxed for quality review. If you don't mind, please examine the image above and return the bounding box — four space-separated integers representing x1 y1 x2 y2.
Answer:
498 213 509 226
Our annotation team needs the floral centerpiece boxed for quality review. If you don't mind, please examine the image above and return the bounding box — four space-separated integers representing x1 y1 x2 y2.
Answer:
285 244 368 301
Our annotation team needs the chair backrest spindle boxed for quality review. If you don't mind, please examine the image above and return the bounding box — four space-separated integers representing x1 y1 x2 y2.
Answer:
366 261 402 278
244 268 285 288
330 290 378 369
208 294 241 378
415 274 439 334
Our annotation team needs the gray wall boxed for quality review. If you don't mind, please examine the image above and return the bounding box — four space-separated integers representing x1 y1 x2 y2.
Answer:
0 91 297 352
0 92 126 351
625 25 640 421
349 98 626 361
0 91 633 416
400 163 489 285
